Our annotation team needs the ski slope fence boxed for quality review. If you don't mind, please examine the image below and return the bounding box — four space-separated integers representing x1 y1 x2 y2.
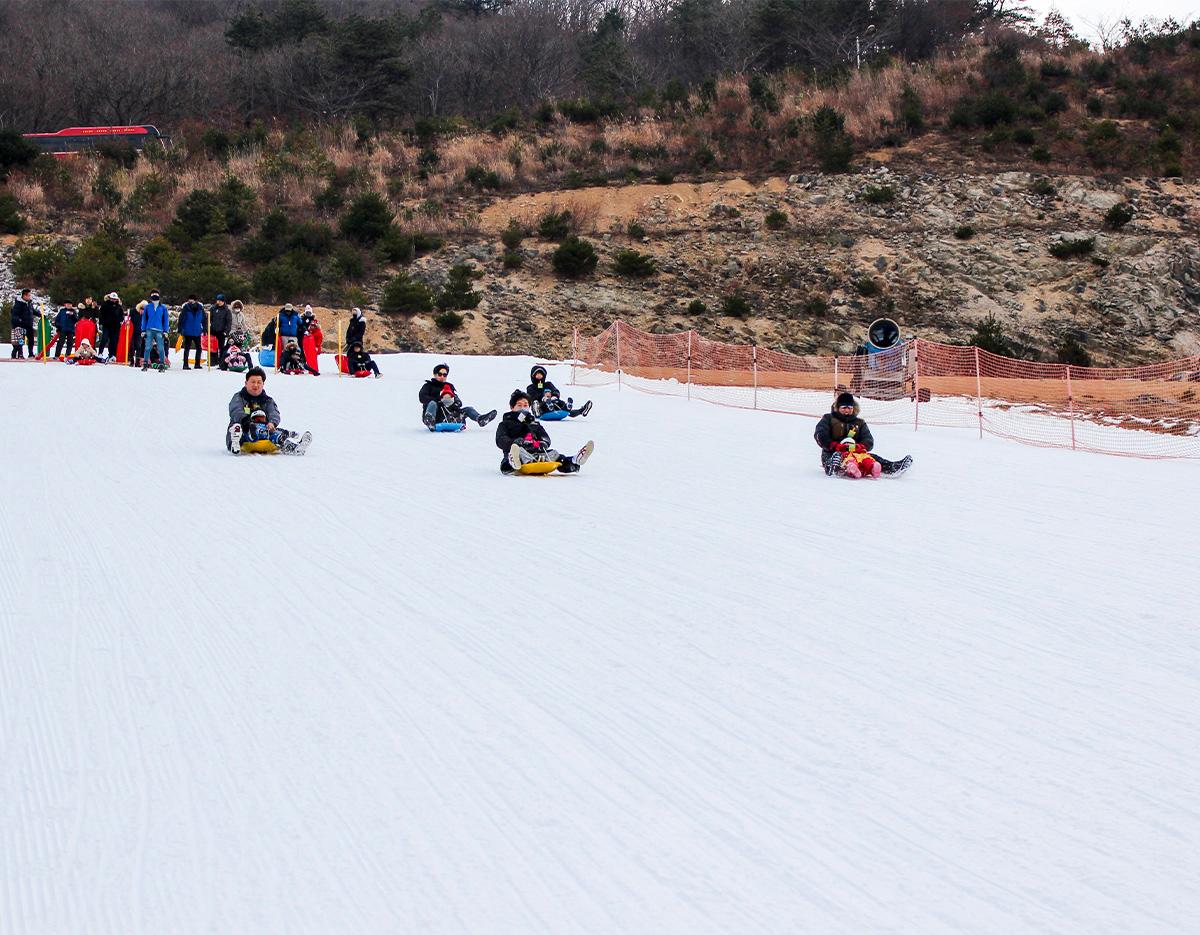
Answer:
571 321 1200 460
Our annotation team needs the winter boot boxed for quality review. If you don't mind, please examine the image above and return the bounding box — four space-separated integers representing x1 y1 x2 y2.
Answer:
478 409 498 427
422 410 437 430
825 451 842 477
843 459 862 479
507 443 525 472
228 424 243 454
574 440 594 469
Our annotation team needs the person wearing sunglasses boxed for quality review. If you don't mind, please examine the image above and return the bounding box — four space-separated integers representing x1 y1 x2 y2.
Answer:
418 363 497 430
814 392 912 478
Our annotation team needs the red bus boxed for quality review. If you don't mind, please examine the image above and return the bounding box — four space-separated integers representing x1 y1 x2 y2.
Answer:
21 125 168 156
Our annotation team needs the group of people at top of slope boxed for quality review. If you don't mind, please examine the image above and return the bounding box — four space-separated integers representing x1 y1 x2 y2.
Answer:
8 286 375 378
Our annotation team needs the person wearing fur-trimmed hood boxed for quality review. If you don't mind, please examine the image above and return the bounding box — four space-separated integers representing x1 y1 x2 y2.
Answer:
814 392 912 478
526 364 591 417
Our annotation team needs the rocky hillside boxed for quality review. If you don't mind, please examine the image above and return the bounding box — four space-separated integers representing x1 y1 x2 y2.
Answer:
394 164 1200 365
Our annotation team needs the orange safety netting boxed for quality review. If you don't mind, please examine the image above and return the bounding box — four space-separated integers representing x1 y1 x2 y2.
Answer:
572 321 1200 460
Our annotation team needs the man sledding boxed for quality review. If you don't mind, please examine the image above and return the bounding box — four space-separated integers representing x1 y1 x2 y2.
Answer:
418 363 496 431
814 392 912 479
526 364 591 419
496 389 593 475
225 366 312 455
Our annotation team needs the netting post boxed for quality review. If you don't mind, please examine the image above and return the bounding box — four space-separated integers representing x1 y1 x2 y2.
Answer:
686 330 693 401
571 327 578 385
615 320 622 391
974 345 983 439
913 342 921 431
1065 364 1077 451
752 344 759 409
833 356 838 393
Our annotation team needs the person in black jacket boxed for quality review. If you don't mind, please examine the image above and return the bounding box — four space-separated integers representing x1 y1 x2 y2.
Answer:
495 389 592 474
345 307 366 348
347 341 380 378
98 292 123 360
419 362 496 429
814 392 912 477
526 364 591 417
10 289 34 359
209 295 232 369
53 302 77 359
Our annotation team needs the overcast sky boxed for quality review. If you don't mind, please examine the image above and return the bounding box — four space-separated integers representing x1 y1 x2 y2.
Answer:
1026 0 1200 43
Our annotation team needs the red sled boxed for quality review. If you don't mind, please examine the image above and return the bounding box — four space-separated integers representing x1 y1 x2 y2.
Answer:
354 371 371 378
74 318 97 349
335 354 350 374
75 357 97 366
116 320 133 363
201 334 220 353
303 328 323 374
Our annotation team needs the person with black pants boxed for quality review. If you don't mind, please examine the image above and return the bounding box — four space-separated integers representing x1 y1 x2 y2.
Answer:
53 302 77 359
11 289 33 359
99 292 123 360
178 295 205 370
209 294 231 370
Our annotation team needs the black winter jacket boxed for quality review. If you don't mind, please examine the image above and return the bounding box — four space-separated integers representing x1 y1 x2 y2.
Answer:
419 378 459 407
348 348 374 371
527 378 562 402
209 303 232 334
346 315 366 347
495 409 550 451
11 298 34 331
814 404 874 451
99 298 123 331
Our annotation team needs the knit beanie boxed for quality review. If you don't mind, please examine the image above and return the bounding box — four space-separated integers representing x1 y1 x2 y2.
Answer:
835 392 856 409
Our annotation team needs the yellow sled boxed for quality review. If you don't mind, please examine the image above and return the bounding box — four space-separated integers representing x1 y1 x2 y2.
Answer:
515 460 562 475
240 439 280 454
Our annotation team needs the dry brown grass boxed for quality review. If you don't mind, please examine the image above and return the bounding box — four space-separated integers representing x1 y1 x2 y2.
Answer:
8 178 46 213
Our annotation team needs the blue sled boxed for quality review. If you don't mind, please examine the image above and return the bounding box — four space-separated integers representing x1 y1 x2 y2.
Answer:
539 409 570 421
258 348 276 367
433 422 466 432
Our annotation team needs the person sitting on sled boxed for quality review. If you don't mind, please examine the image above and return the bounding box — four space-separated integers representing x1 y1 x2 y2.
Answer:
226 366 304 452
495 389 592 475
279 339 318 375
224 340 250 373
72 337 98 364
419 363 497 429
526 364 591 417
814 392 912 478
347 341 381 378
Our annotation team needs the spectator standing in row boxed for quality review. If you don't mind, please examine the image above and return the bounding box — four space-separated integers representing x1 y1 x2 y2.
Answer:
11 289 33 359
53 302 77 359
141 291 170 371
229 299 249 345
209 295 231 370
99 292 123 360
178 294 205 370
346 307 366 348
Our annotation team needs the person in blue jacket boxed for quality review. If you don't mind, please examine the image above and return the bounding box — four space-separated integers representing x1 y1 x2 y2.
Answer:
177 294 206 370
140 291 170 371
278 304 302 345
53 301 77 359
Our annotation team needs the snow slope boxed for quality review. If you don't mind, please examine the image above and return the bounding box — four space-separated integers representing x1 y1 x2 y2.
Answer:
1 353 1198 934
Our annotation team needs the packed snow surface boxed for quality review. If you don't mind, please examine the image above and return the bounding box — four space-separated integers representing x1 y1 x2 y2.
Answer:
1 352 1198 934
